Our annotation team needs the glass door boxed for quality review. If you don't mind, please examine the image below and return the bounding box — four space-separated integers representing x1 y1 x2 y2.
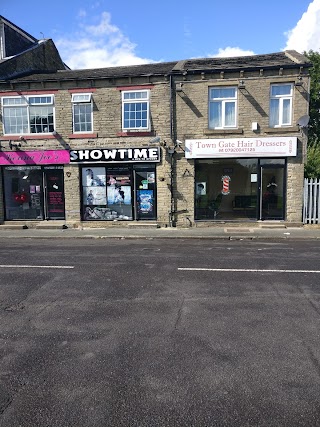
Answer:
134 167 156 220
3 166 44 220
44 167 65 219
260 160 285 220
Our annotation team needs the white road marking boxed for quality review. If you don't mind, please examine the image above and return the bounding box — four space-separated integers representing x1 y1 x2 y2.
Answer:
0 265 74 269
178 268 320 274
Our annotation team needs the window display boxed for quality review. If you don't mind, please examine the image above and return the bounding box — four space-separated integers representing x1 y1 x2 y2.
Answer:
195 158 285 221
81 165 156 221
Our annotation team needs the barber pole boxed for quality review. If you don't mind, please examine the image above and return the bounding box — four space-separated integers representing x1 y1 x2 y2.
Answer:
221 175 231 195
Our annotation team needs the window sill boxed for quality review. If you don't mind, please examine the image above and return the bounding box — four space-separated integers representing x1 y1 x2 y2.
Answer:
204 128 244 135
117 131 154 137
0 134 57 141
68 133 98 139
264 126 299 133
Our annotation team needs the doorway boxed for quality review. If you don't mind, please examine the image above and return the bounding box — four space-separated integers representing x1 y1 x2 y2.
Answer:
134 167 156 220
259 160 285 220
3 166 65 220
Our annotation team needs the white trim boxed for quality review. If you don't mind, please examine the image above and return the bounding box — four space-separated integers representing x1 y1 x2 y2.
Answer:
71 93 93 134
121 89 150 131
208 86 238 129
1 94 55 135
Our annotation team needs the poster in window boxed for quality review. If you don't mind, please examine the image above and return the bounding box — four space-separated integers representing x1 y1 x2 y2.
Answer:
83 187 107 205
196 182 206 195
137 190 154 214
107 186 131 205
107 174 131 186
83 167 106 187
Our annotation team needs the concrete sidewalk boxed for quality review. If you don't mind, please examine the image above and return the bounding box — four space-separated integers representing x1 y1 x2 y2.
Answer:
0 223 319 240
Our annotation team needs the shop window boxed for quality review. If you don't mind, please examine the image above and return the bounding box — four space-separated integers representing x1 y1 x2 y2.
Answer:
71 93 93 133
122 90 150 130
195 159 258 221
209 87 237 129
82 167 133 221
2 95 54 134
81 164 157 221
269 84 292 127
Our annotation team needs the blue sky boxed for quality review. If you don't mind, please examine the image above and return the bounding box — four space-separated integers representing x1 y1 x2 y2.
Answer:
2 0 320 69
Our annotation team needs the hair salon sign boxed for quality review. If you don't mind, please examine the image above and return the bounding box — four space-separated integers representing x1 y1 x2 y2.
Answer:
185 137 297 159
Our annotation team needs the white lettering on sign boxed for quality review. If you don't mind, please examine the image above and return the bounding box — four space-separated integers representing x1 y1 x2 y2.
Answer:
70 147 160 163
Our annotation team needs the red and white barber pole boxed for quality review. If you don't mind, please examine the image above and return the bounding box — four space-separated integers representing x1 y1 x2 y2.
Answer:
221 175 231 195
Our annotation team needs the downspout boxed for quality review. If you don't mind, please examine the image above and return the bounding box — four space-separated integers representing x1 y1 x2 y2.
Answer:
169 73 175 227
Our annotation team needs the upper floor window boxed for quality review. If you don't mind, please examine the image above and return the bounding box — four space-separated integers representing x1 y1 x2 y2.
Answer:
269 84 293 127
209 87 237 129
122 90 150 130
2 95 54 134
72 93 93 133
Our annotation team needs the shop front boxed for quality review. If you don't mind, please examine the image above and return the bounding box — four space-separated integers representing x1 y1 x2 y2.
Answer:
70 147 160 221
0 150 69 220
186 137 297 222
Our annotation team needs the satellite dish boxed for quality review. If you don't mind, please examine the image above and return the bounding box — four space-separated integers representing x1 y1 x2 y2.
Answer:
297 115 310 128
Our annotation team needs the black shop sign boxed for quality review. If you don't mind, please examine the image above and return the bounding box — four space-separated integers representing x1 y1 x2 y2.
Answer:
70 147 160 163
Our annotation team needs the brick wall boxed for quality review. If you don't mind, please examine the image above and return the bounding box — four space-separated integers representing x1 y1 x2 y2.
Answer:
172 69 309 225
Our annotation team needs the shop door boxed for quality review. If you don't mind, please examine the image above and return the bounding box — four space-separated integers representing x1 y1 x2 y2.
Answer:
43 168 65 219
134 169 156 220
260 164 285 220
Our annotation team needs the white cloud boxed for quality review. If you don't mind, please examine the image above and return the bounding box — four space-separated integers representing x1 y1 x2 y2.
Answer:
210 47 255 58
284 0 320 52
56 11 154 69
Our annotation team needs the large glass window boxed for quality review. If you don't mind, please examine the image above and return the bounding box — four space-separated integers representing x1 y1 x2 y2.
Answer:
209 87 237 129
122 90 150 130
72 93 93 133
81 164 157 221
2 95 54 134
269 84 292 127
195 159 258 221
82 167 133 221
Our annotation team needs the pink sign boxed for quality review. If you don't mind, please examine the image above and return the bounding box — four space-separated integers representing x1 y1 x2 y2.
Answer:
0 150 70 165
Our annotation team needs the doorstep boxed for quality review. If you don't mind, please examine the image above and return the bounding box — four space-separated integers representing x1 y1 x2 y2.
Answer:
127 222 159 229
35 223 68 230
0 224 28 230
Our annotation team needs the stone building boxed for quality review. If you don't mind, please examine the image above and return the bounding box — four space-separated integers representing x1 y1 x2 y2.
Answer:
0 16 312 228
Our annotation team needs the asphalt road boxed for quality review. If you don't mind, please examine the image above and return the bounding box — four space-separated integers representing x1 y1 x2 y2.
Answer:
0 238 320 427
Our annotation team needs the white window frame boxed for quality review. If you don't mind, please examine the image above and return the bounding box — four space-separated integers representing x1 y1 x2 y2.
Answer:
122 89 150 131
71 93 93 134
269 83 293 127
209 87 237 129
1 94 55 135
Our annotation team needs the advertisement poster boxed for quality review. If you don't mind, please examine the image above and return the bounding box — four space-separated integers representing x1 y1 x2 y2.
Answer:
196 182 206 195
83 167 106 187
137 190 154 214
107 186 131 205
107 174 131 186
83 187 107 205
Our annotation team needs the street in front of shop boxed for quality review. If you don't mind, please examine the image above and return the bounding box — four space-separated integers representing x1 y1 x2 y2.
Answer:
0 238 319 426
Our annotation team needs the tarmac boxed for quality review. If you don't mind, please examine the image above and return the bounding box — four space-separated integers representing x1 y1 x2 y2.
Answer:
0 223 319 240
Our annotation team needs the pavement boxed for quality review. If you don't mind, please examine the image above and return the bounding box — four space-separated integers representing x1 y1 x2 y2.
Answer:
0 223 320 240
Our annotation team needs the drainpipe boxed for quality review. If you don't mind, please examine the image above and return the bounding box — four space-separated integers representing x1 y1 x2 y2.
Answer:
168 74 176 227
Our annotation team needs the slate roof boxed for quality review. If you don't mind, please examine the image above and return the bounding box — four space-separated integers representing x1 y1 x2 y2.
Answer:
173 51 311 72
3 50 312 84
0 15 37 60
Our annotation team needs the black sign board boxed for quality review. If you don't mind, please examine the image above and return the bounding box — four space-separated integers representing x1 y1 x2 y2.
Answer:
70 147 160 164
